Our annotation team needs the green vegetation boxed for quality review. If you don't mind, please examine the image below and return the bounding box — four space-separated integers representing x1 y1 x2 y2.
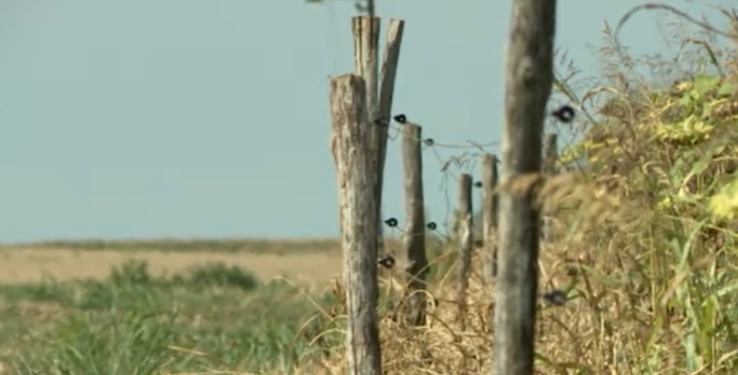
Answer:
0 260 338 375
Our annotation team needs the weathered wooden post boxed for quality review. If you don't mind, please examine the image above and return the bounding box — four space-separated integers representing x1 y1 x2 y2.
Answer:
352 17 404 257
352 16 382 251
329 74 382 375
352 17 380 122
456 173 473 328
481 153 499 282
376 20 404 221
401 122 429 326
493 0 557 374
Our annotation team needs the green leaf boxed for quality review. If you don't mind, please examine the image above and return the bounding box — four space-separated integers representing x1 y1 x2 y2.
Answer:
691 149 713 176
717 81 736 98
693 74 721 96
677 93 694 107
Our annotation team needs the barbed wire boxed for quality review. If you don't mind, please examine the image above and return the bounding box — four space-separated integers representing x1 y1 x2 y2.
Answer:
373 103 579 267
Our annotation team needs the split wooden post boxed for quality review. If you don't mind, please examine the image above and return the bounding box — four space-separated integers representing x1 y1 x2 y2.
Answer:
375 20 404 237
329 74 382 375
456 173 473 328
401 122 429 326
352 17 380 121
352 16 382 251
481 153 499 282
493 0 557 374
352 17 405 257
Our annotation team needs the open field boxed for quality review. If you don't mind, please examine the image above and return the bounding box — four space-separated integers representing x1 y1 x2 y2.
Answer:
0 238 449 375
0 239 348 375
0 243 342 285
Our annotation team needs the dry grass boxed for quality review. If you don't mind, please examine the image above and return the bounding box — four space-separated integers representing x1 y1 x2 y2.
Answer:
0 238 343 255
0 247 342 285
286 8 738 375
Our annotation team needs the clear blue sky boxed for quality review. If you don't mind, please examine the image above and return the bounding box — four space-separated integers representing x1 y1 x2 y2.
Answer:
0 0 732 243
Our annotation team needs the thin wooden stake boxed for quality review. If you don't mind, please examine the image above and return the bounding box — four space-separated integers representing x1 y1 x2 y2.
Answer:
401 122 429 326
494 1 557 375
456 173 473 328
329 74 382 375
481 153 499 282
377 20 404 124
375 20 405 252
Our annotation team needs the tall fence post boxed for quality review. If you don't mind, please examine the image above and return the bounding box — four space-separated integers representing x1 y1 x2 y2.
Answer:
376 20 405 232
493 1 557 375
481 153 499 282
329 74 382 375
456 173 473 328
353 17 405 259
352 16 384 256
401 122 429 326
542 133 558 242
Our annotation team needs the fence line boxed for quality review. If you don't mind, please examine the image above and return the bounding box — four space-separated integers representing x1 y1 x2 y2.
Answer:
332 94 568 375
329 10 563 375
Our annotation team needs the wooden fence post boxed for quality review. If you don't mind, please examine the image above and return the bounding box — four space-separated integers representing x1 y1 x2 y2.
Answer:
493 1 557 375
401 122 429 326
352 16 384 254
352 16 380 124
456 173 473 328
375 20 404 250
481 153 499 282
542 133 558 242
329 74 382 375
353 17 404 258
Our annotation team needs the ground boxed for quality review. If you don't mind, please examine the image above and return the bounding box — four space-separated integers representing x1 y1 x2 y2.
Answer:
0 245 342 285
0 239 349 375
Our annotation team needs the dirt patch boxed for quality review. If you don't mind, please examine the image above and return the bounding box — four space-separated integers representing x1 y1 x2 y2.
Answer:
0 247 342 286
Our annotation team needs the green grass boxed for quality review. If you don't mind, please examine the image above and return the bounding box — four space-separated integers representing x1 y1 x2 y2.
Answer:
0 260 338 375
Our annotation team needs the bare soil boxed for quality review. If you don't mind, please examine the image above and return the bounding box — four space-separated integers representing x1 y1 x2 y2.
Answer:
0 247 343 285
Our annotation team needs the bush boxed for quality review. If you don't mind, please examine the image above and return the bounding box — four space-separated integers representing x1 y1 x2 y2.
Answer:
172 262 260 291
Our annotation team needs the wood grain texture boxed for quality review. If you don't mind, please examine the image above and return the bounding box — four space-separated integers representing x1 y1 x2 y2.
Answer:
494 0 557 374
329 74 382 375
401 122 429 326
481 153 499 282
456 173 473 329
